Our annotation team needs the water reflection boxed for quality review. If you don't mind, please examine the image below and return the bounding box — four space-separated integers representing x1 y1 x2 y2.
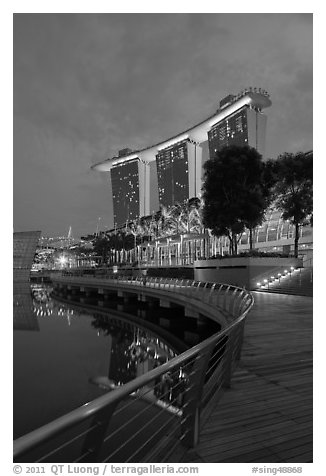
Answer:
31 284 77 324
89 315 177 387
13 282 39 331
13 284 181 437
14 283 223 438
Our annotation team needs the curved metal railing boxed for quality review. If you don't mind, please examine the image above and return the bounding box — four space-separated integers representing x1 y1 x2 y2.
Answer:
14 276 254 463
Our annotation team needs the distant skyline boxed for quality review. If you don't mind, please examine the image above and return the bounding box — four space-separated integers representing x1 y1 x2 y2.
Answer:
13 13 313 237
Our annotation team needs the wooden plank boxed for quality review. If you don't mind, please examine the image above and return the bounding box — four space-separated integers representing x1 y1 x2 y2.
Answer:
199 421 313 447
286 451 313 462
199 428 313 455
176 291 313 463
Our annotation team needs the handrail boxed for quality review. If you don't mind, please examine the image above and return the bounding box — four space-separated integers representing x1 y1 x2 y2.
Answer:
14 275 254 463
14 323 234 457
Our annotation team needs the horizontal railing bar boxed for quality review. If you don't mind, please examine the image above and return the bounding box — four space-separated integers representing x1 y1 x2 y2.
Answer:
36 422 100 462
73 449 94 463
141 420 182 463
124 410 181 463
102 381 185 444
12 338 207 458
205 355 227 377
14 278 254 461
102 391 182 461
112 360 196 418
204 368 225 392
54 275 245 297
205 338 229 362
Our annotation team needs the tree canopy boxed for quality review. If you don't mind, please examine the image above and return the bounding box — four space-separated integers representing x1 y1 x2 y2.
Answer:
272 151 313 257
202 145 271 254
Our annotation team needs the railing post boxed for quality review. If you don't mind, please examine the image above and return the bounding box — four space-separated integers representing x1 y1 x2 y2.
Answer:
80 402 119 462
44 277 254 463
234 321 245 362
223 285 231 310
232 290 244 317
230 287 238 314
221 328 237 389
181 343 215 448
213 284 222 307
208 283 216 305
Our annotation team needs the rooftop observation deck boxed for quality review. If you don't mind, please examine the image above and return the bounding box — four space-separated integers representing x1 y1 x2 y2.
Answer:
178 291 313 463
92 89 272 171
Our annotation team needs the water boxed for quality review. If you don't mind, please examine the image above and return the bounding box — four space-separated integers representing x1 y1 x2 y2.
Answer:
13 283 220 440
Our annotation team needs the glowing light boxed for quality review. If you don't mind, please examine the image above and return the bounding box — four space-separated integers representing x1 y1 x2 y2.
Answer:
257 282 261 286
264 279 268 283
59 255 67 265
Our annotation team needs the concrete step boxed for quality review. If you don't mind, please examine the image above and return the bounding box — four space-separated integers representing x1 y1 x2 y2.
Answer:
255 268 313 297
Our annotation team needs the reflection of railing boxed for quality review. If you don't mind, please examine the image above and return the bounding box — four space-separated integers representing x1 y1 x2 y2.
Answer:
14 277 253 463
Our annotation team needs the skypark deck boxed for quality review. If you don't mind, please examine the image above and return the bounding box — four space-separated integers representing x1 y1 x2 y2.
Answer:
92 89 271 172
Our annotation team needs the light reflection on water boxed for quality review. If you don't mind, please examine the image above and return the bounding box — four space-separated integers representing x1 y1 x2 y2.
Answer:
13 284 179 439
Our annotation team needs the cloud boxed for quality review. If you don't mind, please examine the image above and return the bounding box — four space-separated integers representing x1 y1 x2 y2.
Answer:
13 13 313 236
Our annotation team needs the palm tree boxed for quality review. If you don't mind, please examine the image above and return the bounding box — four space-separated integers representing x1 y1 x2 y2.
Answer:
126 221 141 264
158 205 175 236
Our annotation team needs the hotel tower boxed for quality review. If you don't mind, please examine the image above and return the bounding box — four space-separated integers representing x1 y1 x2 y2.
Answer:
92 88 272 227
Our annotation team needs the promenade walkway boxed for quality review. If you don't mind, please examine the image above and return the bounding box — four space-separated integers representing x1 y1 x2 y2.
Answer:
179 291 313 463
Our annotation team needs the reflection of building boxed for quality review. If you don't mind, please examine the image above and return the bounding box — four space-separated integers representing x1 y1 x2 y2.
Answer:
13 231 41 281
91 315 177 386
92 89 271 226
13 283 39 331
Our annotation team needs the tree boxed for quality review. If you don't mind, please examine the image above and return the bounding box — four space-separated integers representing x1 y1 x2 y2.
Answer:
93 236 111 264
156 205 175 236
272 151 313 258
243 159 277 250
202 145 270 255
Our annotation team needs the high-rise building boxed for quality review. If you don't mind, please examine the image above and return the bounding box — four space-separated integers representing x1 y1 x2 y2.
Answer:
92 89 271 225
207 103 267 158
156 140 189 208
111 158 140 226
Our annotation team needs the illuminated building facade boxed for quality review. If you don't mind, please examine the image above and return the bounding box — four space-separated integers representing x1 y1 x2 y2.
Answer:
111 159 140 226
237 205 313 254
156 140 189 207
207 105 267 158
92 89 271 225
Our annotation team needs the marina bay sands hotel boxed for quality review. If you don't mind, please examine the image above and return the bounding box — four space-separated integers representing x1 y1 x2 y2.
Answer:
92 88 272 227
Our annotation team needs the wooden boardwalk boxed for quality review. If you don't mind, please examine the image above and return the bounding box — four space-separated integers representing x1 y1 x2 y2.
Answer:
179 291 313 463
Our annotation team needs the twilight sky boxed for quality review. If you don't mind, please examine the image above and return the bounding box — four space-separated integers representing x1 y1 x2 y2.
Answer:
13 13 313 238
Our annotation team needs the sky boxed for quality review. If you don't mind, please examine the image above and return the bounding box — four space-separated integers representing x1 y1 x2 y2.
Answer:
13 13 313 238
